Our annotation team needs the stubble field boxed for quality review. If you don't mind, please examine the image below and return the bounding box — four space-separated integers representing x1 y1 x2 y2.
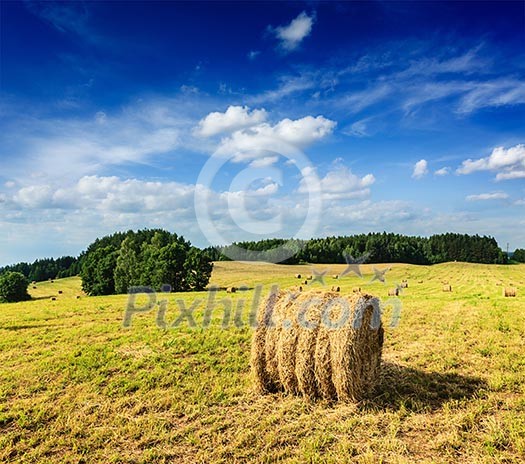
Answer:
1 261 524 463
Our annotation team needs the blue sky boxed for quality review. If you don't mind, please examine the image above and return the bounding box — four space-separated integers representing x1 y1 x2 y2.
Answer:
1 1 525 265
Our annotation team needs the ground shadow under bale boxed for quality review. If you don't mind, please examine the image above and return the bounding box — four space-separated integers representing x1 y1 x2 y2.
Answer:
361 362 487 412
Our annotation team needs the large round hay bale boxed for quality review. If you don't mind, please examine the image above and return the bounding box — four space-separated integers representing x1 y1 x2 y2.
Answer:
504 287 517 297
443 285 452 292
251 289 384 402
226 287 237 294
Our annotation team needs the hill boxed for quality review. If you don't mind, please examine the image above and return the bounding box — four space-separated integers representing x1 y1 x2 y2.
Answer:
0 261 524 462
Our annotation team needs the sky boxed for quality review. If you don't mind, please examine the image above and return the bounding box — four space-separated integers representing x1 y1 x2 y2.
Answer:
1 0 525 265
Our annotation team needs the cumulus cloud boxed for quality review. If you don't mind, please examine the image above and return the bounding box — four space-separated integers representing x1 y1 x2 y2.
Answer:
457 144 525 181
215 115 336 162
271 11 315 52
434 167 450 176
9 176 195 213
466 192 509 201
298 163 375 200
412 159 429 179
195 105 267 137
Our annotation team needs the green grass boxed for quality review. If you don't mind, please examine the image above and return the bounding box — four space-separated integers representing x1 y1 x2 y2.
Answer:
1 261 524 463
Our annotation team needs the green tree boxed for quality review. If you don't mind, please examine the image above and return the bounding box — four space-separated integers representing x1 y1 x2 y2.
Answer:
513 249 525 263
0 272 31 303
114 236 141 294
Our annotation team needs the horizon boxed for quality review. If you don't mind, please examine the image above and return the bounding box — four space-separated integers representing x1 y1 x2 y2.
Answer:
1 1 525 265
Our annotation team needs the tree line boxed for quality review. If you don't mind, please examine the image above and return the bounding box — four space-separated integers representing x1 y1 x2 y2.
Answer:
206 232 508 265
0 256 80 282
0 230 516 303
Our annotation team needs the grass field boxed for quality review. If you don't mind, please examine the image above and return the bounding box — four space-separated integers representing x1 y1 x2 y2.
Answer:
1 261 524 463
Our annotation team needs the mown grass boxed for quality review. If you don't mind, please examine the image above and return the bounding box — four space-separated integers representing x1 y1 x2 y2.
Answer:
1 261 524 463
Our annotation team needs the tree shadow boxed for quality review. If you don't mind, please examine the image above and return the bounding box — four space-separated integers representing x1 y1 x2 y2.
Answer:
361 362 487 412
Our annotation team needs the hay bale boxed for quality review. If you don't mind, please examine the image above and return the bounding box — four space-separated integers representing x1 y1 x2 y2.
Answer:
504 287 517 298
58 290 63 294
32 286 37 289
331 286 340 292
332 275 339 280
50 297 56 301
418 280 423 284
400 282 408 289
251 290 384 402
443 285 452 292
226 287 237 293
307 275 313 280
76 295 81 299
388 288 399 297
303 280 308 285
295 274 302 279
352 287 361 293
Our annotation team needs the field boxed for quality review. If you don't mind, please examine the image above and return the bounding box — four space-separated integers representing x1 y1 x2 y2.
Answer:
1 261 524 463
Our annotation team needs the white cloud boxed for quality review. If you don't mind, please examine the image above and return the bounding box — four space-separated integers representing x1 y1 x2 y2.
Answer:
249 74 316 104
298 163 375 200
434 167 450 176
249 156 279 168
412 159 429 179
466 192 509 201
457 79 525 114
215 115 336 162
272 11 315 52
195 105 267 137
457 144 525 181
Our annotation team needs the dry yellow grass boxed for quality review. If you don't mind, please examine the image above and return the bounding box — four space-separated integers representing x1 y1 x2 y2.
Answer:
0 261 524 463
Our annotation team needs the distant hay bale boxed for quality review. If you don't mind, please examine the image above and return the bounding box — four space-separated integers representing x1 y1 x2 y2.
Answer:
250 289 384 402
332 275 339 279
307 275 313 280
295 274 302 279
331 286 340 292
443 285 452 292
352 287 361 293
58 290 63 294
418 280 423 284
303 280 308 285
50 297 56 301
400 282 408 289
388 288 399 297
504 287 517 298
226 287 237 294
76 296 81 299
298 286 303 292
32 286 37 289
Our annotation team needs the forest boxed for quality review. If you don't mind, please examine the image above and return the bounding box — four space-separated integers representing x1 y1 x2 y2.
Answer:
206 232 509 265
